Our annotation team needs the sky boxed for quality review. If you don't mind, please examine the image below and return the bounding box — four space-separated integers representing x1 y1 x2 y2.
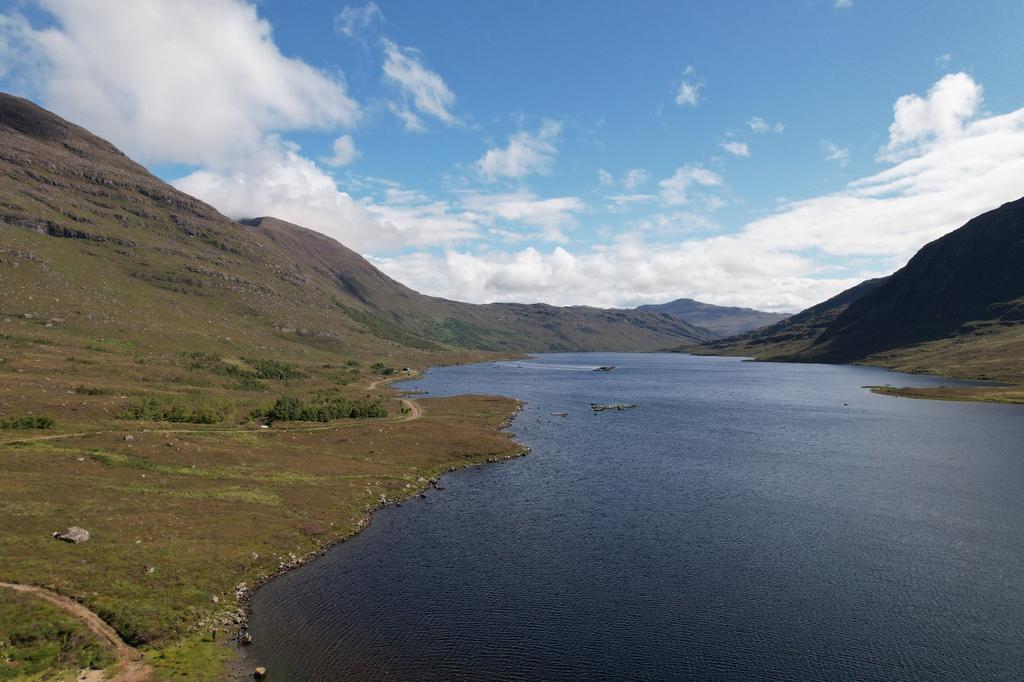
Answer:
2 0 1024 312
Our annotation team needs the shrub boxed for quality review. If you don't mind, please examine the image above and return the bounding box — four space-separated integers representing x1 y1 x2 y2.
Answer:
0 415 55 429
118 394 233 424
230 374 268 391
243 358 305 381
262 395 387 424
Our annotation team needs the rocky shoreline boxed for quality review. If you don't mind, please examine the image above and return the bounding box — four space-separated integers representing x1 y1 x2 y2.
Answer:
222 394 529 678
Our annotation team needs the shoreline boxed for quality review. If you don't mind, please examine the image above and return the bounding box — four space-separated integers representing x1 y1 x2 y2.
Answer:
687 349 1024 405
225 374 530 678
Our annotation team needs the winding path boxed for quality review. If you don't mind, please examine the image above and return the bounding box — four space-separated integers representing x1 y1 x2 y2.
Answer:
0 582 152 681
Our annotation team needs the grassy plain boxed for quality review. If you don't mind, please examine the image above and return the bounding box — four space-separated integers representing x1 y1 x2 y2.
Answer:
0 330 523 679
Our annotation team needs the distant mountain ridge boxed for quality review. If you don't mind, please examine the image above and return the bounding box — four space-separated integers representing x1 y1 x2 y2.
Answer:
0 93 711 356
242 216 712 351
637 298 790 337
699 197 1024 382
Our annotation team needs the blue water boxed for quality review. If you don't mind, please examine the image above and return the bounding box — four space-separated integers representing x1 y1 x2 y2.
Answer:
246 354 1024 680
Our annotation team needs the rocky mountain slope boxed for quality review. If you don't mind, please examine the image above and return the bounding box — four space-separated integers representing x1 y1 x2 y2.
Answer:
0 93 710 358
636 298 789 337
698 197 1024 382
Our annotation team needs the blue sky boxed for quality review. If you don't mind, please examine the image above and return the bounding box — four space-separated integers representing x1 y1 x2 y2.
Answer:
3 0 1024 311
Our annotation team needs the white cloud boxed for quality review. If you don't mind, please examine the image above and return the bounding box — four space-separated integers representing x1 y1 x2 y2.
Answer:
834 0 853 9
935 53 952 69
623 168 650 190
748 116 784 134
335 2 383 39
746 105 1024 260
476 120 562 181
675 65 702 107
372 238 862 312
607 194 658 207
380 73 1024 312
173 139 400 251
382 38 456 130
387 102 426 133
324 134 360 167
822 140 850 166
658 165 723 205
720 141 750 157
2 0 359 167
597 169 614 186
459 191 585 242
879 71 982 161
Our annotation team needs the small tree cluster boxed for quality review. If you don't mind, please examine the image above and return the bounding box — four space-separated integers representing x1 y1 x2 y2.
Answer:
262 395 387 423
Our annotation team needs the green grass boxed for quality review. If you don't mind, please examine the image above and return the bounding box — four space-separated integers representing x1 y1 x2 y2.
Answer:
336 302 442 351
0 590 114 681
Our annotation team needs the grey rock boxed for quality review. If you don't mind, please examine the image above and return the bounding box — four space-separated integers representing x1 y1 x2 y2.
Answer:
53 526 90 543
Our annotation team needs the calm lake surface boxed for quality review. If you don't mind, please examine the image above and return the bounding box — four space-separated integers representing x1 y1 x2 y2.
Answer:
247 354 1024 680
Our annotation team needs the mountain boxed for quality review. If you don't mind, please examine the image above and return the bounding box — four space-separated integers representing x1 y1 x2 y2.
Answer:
696 277 888 359
698 197 1024 382
636 298 790 337
243 216 711 352
0 93 710 357
813 197 1024 362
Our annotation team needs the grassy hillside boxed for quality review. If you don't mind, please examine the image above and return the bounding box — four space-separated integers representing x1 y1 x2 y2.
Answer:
0 93 708 358
245 216 712 352
636 298 789 337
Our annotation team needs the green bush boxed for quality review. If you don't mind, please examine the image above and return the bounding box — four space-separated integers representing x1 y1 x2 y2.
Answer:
230 374 268 391
182 352 302 382
243 358 305 381
0 415 55 429
261 395 387 423
118 394 233 424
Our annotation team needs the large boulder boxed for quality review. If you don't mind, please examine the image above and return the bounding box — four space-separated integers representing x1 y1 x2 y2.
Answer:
53 527 90 543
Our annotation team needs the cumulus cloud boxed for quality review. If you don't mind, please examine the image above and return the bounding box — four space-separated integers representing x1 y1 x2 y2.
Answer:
382 38 456 130
324 134 360 167
822 140 850 166
372 237 862 311
597 169 614 186
476 120 562 181
834 0 853 9
335 2 383 39
878 71 982 161
658 165 723 205
675 65 702 107
748 116 784 134
172 139 400 251
2 0 359 167
380 73 1024 311
720 141 750 157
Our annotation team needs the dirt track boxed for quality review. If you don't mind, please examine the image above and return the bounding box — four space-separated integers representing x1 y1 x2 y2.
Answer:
0 581 153 681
